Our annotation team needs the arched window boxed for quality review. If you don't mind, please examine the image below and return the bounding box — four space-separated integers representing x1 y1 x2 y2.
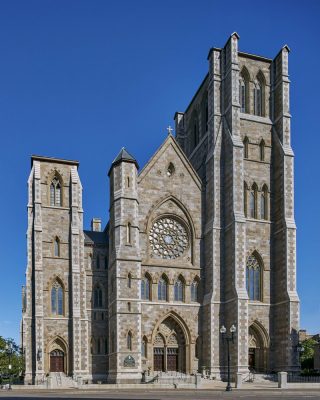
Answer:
246 253 262 301
239 78 246 113
51 280 63 315
127 222 131 244
141 274 151 300
127 273 132 288
191 279 199 302
94 286 103 308
174 276 184 302
127 302 131 312
127 331 132 351
50 176 62 207
127 176 130 188
96 254 100 269
259 139 265 161
158 275 168 301
244 182 248 217
261 185 268 220
104 338 108 355
54 237 60 257
254 72 265 117
243 137 249 159
97 338 101 354
239 67 250 113
250 184 258 219
167 163 175 177
141 337 147 358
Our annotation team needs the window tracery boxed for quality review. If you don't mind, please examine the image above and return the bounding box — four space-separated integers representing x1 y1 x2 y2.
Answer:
149 217 189 259
51 280 63 315
246 253 262 301
50 176 62 207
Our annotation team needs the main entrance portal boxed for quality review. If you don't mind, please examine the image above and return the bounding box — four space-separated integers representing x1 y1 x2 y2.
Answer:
50 349 64 372
153 316 186 372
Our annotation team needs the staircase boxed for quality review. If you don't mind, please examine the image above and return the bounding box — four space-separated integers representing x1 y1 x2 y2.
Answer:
144 371 197 387
49 372 76 388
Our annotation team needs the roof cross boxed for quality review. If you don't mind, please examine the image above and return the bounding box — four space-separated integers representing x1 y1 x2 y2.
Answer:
167 125 173 135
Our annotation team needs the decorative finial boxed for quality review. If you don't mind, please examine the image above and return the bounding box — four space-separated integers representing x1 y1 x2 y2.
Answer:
167 125 173 136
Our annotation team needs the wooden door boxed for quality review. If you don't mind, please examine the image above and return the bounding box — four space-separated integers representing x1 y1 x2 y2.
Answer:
248 348 255 370
50 350 64 372
167 348 178 371
153 348 164 371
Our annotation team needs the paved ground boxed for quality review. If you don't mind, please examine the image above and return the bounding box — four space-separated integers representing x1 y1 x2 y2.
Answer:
0 389 320 400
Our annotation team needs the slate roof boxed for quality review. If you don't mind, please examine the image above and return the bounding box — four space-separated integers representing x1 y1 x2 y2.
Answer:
108 147 139 175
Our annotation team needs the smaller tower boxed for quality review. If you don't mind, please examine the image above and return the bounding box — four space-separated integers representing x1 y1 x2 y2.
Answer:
107 148 142 383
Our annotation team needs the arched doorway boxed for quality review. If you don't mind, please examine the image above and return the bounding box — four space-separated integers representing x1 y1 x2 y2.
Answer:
50 349 64 372
48 337 68 374
153 316 187 373
248 322 269 372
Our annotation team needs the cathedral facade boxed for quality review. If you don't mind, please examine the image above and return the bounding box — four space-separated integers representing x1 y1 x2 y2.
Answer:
21 34 300 384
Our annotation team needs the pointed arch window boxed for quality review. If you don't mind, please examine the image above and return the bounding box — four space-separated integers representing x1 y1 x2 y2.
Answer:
259 140 265 161
239 78 246 113
51 280 64 315
94 286 103 308
254 79 264 117
54 237 60 257
261 185 268 220
250 184 258 219
127 273 132 288
243 137 249 159
246 253 262 301
50 176 62 207
141 274 151 300
174 277 184 302
244 182 248 217
239 68 250 113
127 222 132 244
141 337 147 358
158 275 168 301
127 331 132 351
191 279 199 302
167 163 175 177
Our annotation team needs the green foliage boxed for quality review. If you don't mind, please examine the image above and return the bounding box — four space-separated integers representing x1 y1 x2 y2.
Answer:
0 336 24 378
300 338 318 370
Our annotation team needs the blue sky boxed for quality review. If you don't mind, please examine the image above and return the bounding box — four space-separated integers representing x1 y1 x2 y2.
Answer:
0 0 319 342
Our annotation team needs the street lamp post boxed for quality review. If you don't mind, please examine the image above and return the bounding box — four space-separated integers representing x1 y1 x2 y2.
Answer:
5 343 13 390
220 324 237 392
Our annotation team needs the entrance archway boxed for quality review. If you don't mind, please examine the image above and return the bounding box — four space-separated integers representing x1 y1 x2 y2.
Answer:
48 337 68 374
248 322 269 372
152 316 187 373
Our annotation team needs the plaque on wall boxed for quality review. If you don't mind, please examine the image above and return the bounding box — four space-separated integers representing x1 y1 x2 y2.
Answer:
124 355 135 367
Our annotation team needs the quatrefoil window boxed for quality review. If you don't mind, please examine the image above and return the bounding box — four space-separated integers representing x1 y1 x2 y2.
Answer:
149 217 189 259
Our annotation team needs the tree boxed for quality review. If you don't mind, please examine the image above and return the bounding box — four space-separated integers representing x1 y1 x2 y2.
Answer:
0 336 24 379
300 338 318 370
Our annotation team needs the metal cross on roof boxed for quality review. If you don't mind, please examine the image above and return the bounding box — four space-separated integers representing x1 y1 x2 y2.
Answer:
167 126 173 135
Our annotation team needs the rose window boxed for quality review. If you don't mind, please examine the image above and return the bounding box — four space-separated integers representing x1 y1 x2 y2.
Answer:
149 217 189 259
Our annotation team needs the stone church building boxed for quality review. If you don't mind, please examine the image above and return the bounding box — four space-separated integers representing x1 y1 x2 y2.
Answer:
21 33 300 384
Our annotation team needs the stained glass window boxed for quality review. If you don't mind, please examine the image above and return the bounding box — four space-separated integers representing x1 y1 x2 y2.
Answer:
246 254 261 301
51 280 63 315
